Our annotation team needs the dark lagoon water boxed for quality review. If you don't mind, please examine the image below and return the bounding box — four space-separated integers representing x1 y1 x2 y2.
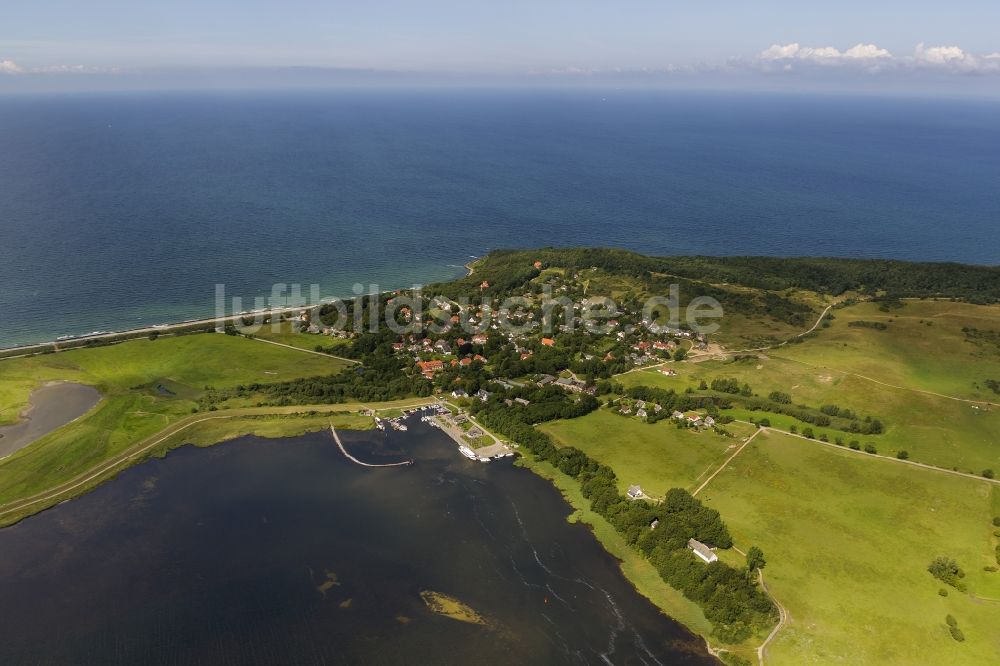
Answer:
0 416 715 665
1 90 999 346
0 382 102 458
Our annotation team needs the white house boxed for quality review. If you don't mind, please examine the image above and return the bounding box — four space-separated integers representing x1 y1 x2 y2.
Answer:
687 538 718 564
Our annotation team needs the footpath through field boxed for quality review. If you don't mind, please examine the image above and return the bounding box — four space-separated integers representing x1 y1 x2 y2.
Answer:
692 428 762 496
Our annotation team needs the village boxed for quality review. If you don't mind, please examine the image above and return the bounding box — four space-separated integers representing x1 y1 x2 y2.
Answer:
288 260 711 399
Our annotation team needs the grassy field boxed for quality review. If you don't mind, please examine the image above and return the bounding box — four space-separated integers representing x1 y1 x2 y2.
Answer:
0 333 350 424
239 320 354 354
697 430 1000 665
153 411 372 451
777 300 1000 403
0 333 351 512
540 409 755 497
617 310 1000 475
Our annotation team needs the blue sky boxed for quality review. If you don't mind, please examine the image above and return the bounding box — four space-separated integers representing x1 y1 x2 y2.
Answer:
2 1 999 92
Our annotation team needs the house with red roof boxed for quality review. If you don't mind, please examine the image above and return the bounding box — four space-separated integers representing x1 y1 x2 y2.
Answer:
417 360 444 377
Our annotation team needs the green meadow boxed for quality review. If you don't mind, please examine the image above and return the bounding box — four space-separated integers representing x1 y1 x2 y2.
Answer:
239 319 354 354
594 296 1000 661
778 300 1000 403
539 409 755 497
617 302 1000 476
698 430 1000 665
0 333 349 509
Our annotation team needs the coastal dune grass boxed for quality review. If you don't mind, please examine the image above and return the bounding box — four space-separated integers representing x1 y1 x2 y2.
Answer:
698 430 1000 665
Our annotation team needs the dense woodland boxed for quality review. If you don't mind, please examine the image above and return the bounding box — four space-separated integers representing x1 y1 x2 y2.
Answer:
437 248 1000 303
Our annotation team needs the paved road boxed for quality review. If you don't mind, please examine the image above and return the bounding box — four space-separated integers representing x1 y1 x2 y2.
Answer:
0 304 321 356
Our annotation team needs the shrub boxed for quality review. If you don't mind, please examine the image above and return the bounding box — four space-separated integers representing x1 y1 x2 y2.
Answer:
983 469 995 479
849 320 888 330
896 450 909 459
928 557 967 591
950 626 965 642
802 427 815 439
946 615 957 628
994 517 1000 527
746 546 766 571
768 391 791 404
984 566 997 573
849 440 860 450
864 443 878 454
758 418 770 427
938 588 948 597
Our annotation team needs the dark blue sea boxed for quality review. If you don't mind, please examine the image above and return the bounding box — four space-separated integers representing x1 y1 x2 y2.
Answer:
1 89 998 346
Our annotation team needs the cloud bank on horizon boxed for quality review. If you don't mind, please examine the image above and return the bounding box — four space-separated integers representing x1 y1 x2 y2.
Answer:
3 41 1000 94
756 42 1000 73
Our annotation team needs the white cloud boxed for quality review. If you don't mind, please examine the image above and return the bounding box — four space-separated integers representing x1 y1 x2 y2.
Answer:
759 43 892 64
755 42 1000 75
843 44 892 59
912 43 1000 73
914 43 969 65
1 59 24 74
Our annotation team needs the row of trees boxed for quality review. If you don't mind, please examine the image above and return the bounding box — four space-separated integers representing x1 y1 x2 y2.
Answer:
473 392 776 642
624 379 885 436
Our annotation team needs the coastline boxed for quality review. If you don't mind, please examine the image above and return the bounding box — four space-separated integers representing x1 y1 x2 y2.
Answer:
0 400 430 528
0 382 103 458
0 259 480 357
516 454 749 664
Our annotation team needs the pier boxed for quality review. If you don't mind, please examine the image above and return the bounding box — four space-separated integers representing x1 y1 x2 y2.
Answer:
329 424 412 468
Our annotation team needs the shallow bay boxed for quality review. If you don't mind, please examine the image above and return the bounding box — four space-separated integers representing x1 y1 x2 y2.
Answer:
0 416 715 664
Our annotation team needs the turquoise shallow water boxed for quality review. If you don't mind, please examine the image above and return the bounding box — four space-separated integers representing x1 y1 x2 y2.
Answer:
0 89 998 346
